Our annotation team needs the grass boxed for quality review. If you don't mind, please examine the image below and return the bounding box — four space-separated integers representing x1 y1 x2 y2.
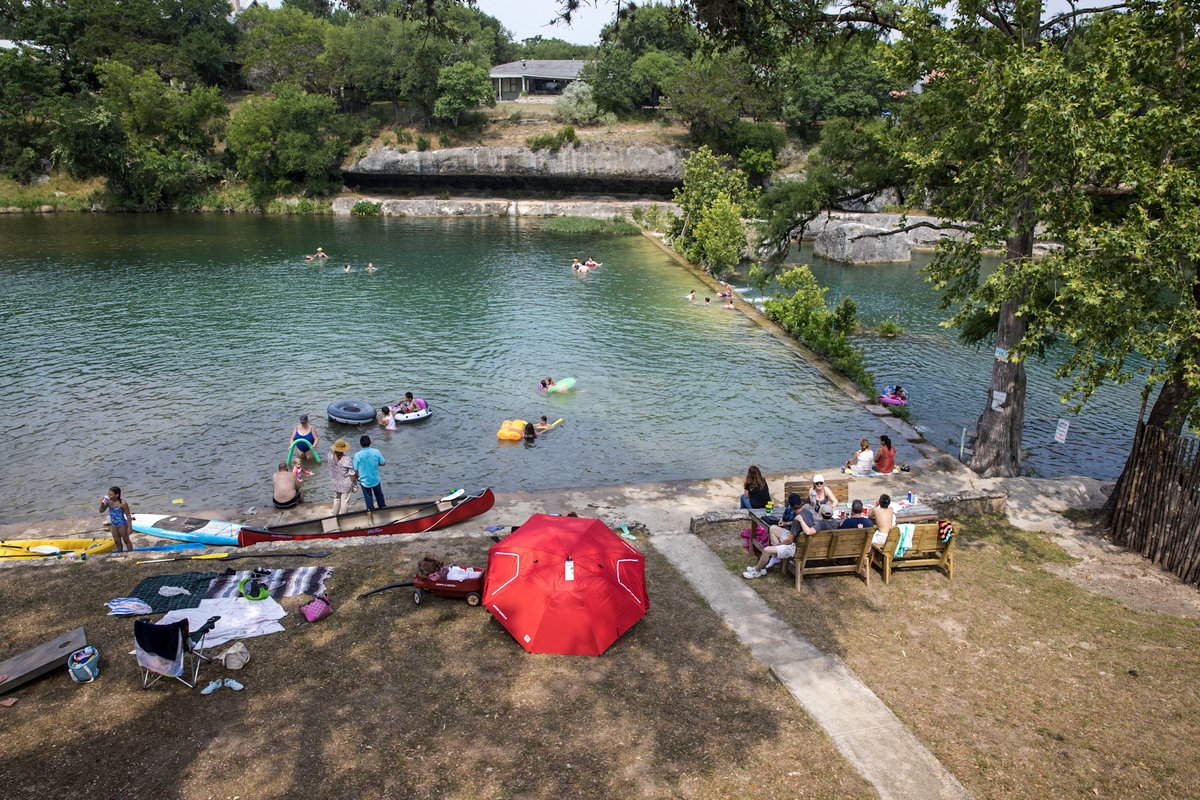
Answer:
696 514 1200 800
543 216 642 236
0 534 873 799
0 174 105 211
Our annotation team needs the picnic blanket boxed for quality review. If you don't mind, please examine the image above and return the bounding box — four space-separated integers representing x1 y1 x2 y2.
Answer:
158 596 287 648
127 571 220 613
203 567 331 601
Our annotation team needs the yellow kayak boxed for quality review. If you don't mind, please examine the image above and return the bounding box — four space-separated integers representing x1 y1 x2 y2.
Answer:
0 538 115 560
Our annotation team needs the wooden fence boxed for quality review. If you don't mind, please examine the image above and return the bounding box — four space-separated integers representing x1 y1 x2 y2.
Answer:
1109 421 1200 586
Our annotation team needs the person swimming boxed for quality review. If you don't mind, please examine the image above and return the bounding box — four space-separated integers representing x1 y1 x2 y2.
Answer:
366 262 377 272
314 247 328 259
687 290 696 302
539 377 556 391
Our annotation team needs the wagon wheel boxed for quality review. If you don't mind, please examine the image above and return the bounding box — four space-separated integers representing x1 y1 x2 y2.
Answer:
465 592 481 607
413 589 423 605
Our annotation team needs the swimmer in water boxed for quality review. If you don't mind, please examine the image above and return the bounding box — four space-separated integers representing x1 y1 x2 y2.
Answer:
687 290 696 302
366 262 377 272
314 247 328 259
523 422 539 441
344 263 352 272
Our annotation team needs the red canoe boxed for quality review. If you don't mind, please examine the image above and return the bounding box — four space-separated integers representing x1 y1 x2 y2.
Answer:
238 488 495 546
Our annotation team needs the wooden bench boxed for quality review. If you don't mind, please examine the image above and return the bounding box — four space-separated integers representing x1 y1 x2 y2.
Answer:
747 509 873 589
869 522 955 584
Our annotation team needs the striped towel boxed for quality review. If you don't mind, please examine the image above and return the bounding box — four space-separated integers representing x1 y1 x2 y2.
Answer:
204 566 332 600
895 524 915 557
106 597 155 616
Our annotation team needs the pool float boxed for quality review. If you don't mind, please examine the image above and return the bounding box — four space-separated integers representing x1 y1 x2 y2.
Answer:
389 398 431 423
497 419 528 440
878 385 908 406
287 439 322 465
328 399 377 425
544 377 576 393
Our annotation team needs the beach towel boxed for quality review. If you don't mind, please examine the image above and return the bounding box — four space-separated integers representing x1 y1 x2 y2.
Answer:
158 596 287 648
106 597 155 616
128 572 220 613
895 524 915 557
204 567 331 601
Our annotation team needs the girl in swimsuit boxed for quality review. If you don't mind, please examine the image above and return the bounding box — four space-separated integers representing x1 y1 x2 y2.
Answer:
99 486 133 552
291 414 318 461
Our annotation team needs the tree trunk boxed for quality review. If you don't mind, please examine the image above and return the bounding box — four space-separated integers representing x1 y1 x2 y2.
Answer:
966 211 1034 477
1104 351 1200 517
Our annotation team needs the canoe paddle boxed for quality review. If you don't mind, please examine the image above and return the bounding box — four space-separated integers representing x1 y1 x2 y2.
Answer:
137 551 331 564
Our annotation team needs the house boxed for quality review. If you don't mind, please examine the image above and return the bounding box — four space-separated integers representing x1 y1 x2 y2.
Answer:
489 60 589 101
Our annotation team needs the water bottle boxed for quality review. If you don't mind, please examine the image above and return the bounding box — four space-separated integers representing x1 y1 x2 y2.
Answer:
907 491 913 504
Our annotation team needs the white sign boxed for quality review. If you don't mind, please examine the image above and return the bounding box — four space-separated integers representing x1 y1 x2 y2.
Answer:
564 559 575 581
994 346 1010 362
991 390 1007 412
1054 418 1070 444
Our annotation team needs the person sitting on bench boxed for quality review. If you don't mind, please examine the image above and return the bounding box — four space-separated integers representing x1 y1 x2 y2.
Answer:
839 499 871 529
743 500 838 578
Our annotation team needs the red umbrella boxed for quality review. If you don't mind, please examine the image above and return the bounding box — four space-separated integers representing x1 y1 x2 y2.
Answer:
483 514 649 656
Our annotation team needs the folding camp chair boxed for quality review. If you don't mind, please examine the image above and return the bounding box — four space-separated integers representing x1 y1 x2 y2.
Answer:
134 616 221 689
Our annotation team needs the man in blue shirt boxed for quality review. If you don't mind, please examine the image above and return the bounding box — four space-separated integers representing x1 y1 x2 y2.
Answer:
352 434 387 511
839 499 871 529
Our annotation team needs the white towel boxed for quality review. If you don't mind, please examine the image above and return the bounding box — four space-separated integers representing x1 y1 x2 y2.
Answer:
158 596 287 648
895 524 915 557
445 566 482 581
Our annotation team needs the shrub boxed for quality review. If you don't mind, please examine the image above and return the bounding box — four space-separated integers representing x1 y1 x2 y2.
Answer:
763 264 876 396
878 319 903 337
437 191 451 200
438 134 452 147
833 297 857 334
553 81 599 125
526 126 579 152
738 147 781 181
508 111 523 123
397 129 414 144
416 135 430 151
351 200 381 216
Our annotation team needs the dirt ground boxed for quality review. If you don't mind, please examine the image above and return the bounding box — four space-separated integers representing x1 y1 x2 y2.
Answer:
698 516 1200 800
0 533 873 800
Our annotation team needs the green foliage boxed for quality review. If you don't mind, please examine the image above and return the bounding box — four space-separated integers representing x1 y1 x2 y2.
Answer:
581 50 637 113
738 147 780 181
237 6 333 93
52 99 128 181
764 264 876 396
0 49 63 182
432 61 494 125
878 319 903 337
224 84 348 203
673 146 754 257
517 36 593 61
690 192 745 273
525 126 579 152
665 50 775 140
630 51 687 107
351 200 381 216
632 202 672 233
553 81 600 126
833 297 857 334
600 4 700 58
776 40 899 140
748 262 772 301
438 134 452 147
416 135 430 151
542 216 641 235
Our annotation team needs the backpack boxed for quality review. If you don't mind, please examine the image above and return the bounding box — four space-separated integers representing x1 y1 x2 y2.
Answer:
68 646 99 683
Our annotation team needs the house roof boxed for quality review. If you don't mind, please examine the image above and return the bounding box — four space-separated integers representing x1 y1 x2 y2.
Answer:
489 60 588 80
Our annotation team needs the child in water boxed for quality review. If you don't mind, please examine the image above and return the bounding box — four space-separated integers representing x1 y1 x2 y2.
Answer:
523 422 539 441
539 377 556 391
377 406 396 431
536 415 550 429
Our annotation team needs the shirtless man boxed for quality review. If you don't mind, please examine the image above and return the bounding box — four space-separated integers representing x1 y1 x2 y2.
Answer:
867 494 895 546
272 463 302 508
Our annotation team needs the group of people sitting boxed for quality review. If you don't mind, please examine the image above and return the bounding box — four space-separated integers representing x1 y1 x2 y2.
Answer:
738 465 896 579
844 434 896 476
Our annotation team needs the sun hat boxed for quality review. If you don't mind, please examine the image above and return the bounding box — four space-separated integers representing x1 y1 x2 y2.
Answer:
812 473 826 484
332 439 349 453
299 413 309 423
819 503 835 518
787 493 804 508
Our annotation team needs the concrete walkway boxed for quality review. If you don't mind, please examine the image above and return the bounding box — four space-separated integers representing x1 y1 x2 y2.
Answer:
652 531 974 800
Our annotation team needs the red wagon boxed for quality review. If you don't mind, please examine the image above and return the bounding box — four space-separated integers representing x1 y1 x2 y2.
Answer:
412 568 485 606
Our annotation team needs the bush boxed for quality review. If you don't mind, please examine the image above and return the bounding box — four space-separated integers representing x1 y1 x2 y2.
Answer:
397 129 414 144
738 147 780 181
526 126 579 152
703 119 787 158
351 200 381 216
878 319 903 337
763 264 876 396
438 134 452 147
416 135 430 151
553 81 599 126
508 111 523 123
833 297 857 334
542 216 641 235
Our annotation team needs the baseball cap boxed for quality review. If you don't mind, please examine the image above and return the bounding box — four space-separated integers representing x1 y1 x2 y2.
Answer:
787 493 804 508
819 503 835 517
812 473 826 484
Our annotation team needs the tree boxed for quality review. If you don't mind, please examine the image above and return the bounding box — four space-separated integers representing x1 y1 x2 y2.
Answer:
224 84 348 201
630 50 685 107
236 6 333 93
517 36 593 60
0 49 63 181
600 2 700 58
691 191 745 274
580 49 637 113
676 143 748 256
775 39 898 139
432 62 494 125
665 49 775 139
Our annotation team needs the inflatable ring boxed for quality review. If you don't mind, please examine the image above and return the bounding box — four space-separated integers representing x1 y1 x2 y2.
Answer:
287 439 322 465
545 377 576 393
328 399 376 425
238 577 270 601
